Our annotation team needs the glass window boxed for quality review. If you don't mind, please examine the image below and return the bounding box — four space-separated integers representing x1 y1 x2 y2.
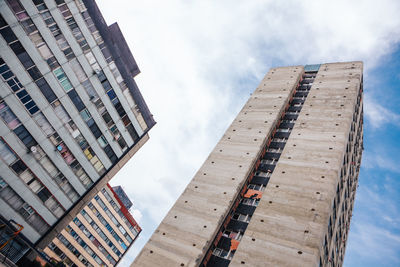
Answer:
67 90 85 111
0 102 21 129
35 77 57 103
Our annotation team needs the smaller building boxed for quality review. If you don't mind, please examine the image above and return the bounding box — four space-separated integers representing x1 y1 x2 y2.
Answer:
43 184 141 267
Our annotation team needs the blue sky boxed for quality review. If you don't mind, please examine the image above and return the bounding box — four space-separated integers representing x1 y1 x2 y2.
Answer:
97 1 400 266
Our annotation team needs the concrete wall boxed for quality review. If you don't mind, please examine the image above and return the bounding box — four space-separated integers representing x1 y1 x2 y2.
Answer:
230 61 363 267
132 66 304 267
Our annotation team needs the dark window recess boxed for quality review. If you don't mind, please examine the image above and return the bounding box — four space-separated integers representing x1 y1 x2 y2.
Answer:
102 112 112 125
89 123 102 139
27 66 42 81
67 90 85 111
11 159 27 175
14 125 37 149
279 122 294 129
251 176 269 186
259 163 275 173
269 141 285 149
37 187 51 202
274 131 290 138
263 152 281 160
288 106 302 112
236 204 256 215
284 114 298 120
217 236 233 252
126 124 139 142
29 106 39 115
0 14 7 27
17 52 35 69
207 256 230 267
0 27 18 43
102 81 112 91
35 78 57 103
117 137 127 149
226 220 248 233
9 42 25 57
1 70 13 80
97 71 107 82
104 145 117 164
114 102 126 117
294 91 308 97
291 98 305 105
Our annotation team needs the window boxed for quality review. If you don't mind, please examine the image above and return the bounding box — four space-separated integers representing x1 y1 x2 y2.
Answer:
35 78 57 103
0 102 21 129
67 89 85 111
232 213 251 223
13 125 37 149
53 68 73 92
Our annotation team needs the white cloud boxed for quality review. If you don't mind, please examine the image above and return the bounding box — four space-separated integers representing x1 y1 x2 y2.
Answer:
364 94 400 128
96 0 400 265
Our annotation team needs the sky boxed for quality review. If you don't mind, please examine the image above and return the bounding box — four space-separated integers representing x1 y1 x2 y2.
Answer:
97 0 400 266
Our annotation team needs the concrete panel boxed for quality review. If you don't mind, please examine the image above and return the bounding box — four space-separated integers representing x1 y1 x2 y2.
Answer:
132 66 303 267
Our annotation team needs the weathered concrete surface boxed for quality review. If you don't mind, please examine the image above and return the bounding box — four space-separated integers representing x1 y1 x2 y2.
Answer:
132 66 304 267
231 61 363 267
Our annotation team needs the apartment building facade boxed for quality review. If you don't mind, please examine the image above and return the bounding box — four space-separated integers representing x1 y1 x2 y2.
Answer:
43 184 141 266
133 62 363 267
0 0 154 263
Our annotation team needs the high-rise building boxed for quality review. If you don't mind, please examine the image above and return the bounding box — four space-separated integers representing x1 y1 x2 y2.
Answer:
133 62 363 267
43 184 141 267
0 0 154 264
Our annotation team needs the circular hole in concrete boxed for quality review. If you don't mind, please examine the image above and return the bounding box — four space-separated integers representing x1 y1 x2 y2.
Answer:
282 171 285 174
298 251 303 255
211 161 215 164
193 244 196 246
321 176 325 178
232 178 235 180
304 230 309 233
261 219 264 222
329 147 333 150
254 139 257 141
203 225 207 228
223 192 227 194
203 173 206 175
174 216 177 218
150 250 153 254
181 264 185 266
194 186 198 188
316 192 320 194
288 157 291 159
239 165 242 168
214 208 217 211
162 232 166 235
311 208 315 211
276 185 279 188
184 201 188 203
293 144 296 146
252 238 256 241
325 161 329 163
241 261 245 265
233 129 236 131
269 201 272 204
